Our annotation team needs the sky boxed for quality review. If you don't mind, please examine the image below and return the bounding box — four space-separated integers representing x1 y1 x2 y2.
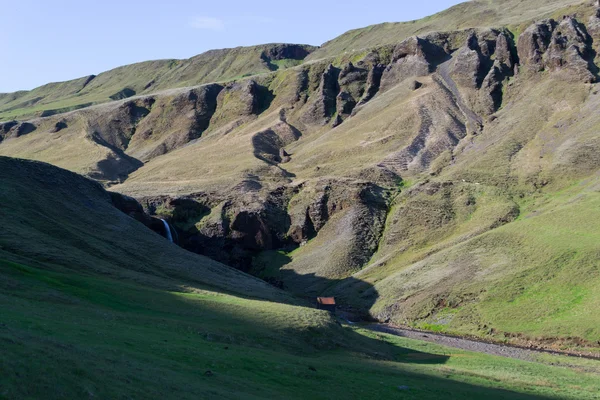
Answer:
0 0 464 92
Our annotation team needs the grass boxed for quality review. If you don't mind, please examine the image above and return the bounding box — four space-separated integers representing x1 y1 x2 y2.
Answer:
2 259 600 399
2 157 600 398
0 45 315 122
308 0 590 61
1 0 600 376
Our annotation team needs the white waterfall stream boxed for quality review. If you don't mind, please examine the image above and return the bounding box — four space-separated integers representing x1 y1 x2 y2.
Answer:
161 219 173 243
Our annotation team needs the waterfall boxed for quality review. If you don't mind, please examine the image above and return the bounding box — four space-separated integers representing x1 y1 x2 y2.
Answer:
161 219 173 243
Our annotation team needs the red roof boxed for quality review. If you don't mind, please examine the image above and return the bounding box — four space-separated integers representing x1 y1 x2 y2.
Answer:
317 297 336 305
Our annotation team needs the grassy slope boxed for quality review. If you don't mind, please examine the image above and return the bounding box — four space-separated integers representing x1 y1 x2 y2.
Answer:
3 259 600 399
0 156 291 301
53 26 600 351
3 157 599 398
311 74 600 348
1 0 599 360
0 44 315 122
308 0 589 61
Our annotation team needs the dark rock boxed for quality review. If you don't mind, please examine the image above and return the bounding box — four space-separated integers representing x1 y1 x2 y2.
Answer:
0 120 18 134
516 18 596 82
109 87 136 101
1 122 37 139
252 121 301 164
301 64 340 125
338 62 368 100
495 32 515 70
380 37 439 90
109 191 169 239
211 80 273 127
450 33 485 88
517 19 557 71
588 10 600 45
139 85 222 160
336 91 357 116
480 63 505 114
144 80 155 90
0 120 18 142
261 44 315 70
408 80 423 90
51 120 68 133
545 18 595 83
331 114 343 128
356 64 385 107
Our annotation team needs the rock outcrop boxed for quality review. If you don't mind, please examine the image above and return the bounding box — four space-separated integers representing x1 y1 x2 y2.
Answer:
301 64 340 126
518 17 596 83
252 121 302 164
380 37 443 90
0 121 37 141
130 84 223 160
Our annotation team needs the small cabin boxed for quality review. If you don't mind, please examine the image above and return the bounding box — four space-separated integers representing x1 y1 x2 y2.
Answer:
316 297 336 313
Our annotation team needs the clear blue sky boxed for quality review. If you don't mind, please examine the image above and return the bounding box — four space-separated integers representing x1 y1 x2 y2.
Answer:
0 0 464 92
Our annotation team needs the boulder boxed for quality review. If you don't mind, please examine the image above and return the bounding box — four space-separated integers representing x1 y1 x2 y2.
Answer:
545 17 595 83
380 37 436 90
517 19 557 71
517 18 595 82
450 33 485 88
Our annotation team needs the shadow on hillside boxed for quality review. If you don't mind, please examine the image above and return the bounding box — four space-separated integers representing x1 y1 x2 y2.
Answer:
250 250 380 320
0 258 564 400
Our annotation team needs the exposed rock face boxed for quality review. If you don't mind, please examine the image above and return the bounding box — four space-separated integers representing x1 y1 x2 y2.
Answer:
252 121 302 164
218 80 260 117
109 191 171 240
495 32 515 70
287 180 388 250
546 18 596 83
109 87 136 101
518 17 596 83
380 37 440 90
0 120 18 137
517 20 557 71
0 121 37 141
334 62 368 124
301 64 340 126
451 33 485 88
261 44 316 69
356 64 385 107
51 120 68 133
146 187 295 270
480 65 505 113
131 84 223 160
282 180 389 287
587 8 600 43
88 98 154 151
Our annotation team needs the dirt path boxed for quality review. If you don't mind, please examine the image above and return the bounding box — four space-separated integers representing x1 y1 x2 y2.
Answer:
365 323 600 362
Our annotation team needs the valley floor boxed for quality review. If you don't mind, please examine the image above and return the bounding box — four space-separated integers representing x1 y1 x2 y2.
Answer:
2 259 600 400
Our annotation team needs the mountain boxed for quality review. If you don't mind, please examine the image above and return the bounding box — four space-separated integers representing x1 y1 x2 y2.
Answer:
1 0 600 359
308 0 588 60
0 44 315 121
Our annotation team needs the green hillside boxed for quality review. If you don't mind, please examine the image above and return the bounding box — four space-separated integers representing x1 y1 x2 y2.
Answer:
1 157 600 399
2 0 600 396
308 0 590 60
0 44 315 121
